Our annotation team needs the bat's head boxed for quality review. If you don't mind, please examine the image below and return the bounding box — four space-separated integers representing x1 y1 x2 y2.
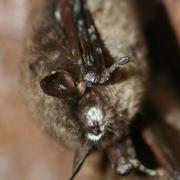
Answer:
74 85 128 148
40 68 126 148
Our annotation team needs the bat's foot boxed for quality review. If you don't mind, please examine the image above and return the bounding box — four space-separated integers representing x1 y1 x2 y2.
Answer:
106 138 160 177
84 56 129 86
107 56 130 73
112 156 158 177
99 56 129 84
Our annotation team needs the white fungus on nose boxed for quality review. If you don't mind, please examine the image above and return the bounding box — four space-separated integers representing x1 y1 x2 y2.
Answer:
85 107 104 142
86 106 103 125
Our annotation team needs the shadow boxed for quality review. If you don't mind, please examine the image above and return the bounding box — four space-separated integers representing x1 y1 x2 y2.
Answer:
135 0 180 93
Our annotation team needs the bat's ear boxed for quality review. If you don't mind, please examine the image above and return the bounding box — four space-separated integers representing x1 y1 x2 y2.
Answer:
40 70 77 100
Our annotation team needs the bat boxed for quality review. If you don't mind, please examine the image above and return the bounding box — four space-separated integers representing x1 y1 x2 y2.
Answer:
21 0 140 152
20 0 180 179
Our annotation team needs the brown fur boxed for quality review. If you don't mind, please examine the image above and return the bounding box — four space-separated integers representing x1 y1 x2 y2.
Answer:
20 0 148 150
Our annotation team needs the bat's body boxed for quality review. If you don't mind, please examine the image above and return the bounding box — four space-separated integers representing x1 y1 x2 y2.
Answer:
21 0 148 149
21 0 150 178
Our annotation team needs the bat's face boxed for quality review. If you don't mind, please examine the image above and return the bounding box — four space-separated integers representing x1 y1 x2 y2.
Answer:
74 89 106 144
40 69 126 147
74 87 127 147
40 72 119 147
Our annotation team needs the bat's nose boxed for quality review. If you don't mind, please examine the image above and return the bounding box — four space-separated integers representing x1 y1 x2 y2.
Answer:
88 121 101 135
86 106 103 134
85 106 104 142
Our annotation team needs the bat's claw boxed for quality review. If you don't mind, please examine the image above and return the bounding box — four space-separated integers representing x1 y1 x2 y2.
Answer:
130 159 159 177
84 56 129 86
113 158 159 177
99 56 130 84
107 56 129 73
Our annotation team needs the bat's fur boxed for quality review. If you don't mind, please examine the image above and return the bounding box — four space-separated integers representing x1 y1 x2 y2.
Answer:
20 0 148 150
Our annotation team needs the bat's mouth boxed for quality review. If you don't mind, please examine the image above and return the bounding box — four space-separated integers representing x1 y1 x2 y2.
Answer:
86 132 104 142
85 121 105 143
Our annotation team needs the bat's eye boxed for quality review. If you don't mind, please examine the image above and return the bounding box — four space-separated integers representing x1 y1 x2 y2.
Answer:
40 70 78 100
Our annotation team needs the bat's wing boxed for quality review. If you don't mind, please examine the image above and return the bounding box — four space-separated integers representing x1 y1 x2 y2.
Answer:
72 0 129 86
59 0 82 63
142 120 180 179
40 0 73 59
69 146 92 180
58 0 105 70
73 0 106 74
58 0 130 87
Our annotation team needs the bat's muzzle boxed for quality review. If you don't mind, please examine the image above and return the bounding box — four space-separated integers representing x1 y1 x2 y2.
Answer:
85 106 104 142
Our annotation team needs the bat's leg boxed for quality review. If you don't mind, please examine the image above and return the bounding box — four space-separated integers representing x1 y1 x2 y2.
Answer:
99 56 129 84
106 138 158 176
